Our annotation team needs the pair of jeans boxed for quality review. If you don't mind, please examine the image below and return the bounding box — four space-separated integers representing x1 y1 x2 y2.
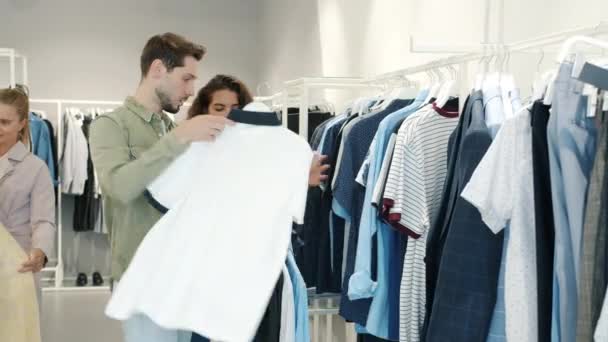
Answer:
548 62 598 342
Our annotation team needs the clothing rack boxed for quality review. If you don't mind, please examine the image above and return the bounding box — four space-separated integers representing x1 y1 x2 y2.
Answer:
281 77 384 139
29 98 122 291
0 48 28 87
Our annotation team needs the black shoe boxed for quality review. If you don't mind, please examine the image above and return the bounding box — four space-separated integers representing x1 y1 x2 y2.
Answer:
76 273 88 287
92 272 104 286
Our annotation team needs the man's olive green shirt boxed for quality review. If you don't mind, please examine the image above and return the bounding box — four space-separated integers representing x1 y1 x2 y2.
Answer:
89 97 188 280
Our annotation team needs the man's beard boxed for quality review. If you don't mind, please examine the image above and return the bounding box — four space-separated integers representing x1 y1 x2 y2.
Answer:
155 87 180 114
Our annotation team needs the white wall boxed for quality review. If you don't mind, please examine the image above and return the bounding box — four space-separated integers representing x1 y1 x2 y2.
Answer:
0 0 261 99
258 0 608 96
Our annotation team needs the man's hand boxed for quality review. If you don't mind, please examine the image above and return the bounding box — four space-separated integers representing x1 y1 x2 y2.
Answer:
19 248 46 273
309 153 330 187
173 115 235 143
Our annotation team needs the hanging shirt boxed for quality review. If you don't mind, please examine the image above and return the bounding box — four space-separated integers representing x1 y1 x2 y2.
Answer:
29 113 56 182
382 104 458 342
105 110 313 342
286 250 310 342
61 112 89 195
348 93 426 340
332 99 412 326
279 265 295 342
462 109 538 342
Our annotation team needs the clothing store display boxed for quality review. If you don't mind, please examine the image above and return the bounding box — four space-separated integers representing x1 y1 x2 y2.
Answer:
0 223 41 342
333 99 412 326
89 97 188 281
424 92 504 342
349 92 427 340
105 103 313 342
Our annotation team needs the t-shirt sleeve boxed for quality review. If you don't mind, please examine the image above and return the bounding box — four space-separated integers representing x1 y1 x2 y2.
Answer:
146 143 200 211
461 121 515 233
372 132 397 206
397 142 427 238
289 146 314 225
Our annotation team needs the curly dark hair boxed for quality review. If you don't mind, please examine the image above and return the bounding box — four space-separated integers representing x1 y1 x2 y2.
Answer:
188 74 253 118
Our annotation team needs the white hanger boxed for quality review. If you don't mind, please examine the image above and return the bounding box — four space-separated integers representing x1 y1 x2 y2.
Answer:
435 65 458 108
423 64 442 104
557 35 608 63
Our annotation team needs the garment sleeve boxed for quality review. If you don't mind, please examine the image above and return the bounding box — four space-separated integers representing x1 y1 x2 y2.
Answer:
383 117 414 225
397 142 427 238
89 116 189 205
290 147 314 225
348 137 383 300
30 164 56 258
461 121 514 234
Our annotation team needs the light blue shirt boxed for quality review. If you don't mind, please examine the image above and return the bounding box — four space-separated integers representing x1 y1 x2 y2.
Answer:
347 92 427 339
29 113 56 183
286 250 310 342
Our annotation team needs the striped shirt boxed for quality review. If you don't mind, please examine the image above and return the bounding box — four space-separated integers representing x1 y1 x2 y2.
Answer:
384 104 458 342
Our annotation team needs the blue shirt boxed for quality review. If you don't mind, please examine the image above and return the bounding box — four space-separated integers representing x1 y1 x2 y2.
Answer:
287 250 310 342
29 113 56 183
348 93 427 339
333 99 413 326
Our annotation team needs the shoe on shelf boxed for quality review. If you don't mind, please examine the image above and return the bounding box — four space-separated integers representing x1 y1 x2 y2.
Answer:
76 273 88 287
92 272 104 286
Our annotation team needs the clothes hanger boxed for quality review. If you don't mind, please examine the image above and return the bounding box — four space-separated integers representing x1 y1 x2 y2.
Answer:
428 64 444 103
544 35 608 106
435 65 458 108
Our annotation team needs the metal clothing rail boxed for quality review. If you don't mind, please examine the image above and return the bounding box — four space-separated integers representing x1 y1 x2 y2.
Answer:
0 48 28 87
282 77 384 139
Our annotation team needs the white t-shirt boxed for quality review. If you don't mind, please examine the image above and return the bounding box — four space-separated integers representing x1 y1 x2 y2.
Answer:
461 109 538 342
395 107 458 342
105 123 313 342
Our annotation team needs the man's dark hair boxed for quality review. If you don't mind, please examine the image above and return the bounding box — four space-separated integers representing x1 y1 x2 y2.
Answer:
140 32 206 77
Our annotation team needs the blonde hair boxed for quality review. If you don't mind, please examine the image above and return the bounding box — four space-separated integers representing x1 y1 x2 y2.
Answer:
0 85 30 145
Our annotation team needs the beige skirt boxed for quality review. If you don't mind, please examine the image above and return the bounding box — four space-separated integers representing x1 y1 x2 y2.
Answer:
0 223 41 342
